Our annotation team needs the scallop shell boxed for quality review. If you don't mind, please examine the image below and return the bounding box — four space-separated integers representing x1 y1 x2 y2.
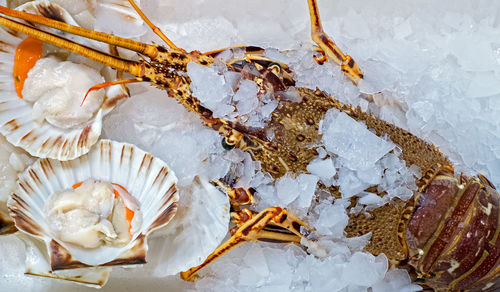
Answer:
21 234 112 288
0 133 34 234
150 176 230 277
7 140 179 273
0 2 129 160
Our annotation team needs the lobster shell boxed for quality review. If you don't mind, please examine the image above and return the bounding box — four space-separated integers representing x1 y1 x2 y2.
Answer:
406 167 500 291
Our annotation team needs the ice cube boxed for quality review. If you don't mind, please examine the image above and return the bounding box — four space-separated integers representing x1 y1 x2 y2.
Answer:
295 174 319 211
308 255 348 292
233 79 260 115
307 158 336 179
187 62 234 117
321 110 395 171
336 167 370 198
357 164 383 185
466 72 500 98
393 18 413 39
243 246 270 278
371 269 422 292
450 33 497 72
342 252 388 287
262 247 293 288
358 192 384 207
161 17 238 52
314 201 349 238
275 175 299 205
343 9 371 39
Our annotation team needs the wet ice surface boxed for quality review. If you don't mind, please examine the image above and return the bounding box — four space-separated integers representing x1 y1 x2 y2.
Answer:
2 0 500 291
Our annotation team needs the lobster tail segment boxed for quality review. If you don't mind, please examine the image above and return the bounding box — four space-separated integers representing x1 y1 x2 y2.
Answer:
405 166 500 291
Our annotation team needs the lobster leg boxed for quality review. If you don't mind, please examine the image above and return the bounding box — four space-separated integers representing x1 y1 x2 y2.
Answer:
214 180 256 207
82 78 143 105
203 45 264 57
230 209 308 239
180 207 308 281
306 0 364 84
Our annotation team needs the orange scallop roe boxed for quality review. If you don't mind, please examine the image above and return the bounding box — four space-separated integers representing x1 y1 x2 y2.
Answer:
112 183 135 233
72 181 135 232
13 37 43 99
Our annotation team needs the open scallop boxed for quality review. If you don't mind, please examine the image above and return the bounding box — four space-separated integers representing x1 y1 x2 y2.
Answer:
0 1 130 160
7 140 179 286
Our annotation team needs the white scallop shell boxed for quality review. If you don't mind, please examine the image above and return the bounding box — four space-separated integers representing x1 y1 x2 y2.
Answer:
7 140 179 272
0 2 129 160
149 176 230 277
0 134 33 234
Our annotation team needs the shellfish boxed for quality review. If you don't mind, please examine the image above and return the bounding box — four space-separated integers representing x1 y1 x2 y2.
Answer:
7 139 179 286
0 0 130 161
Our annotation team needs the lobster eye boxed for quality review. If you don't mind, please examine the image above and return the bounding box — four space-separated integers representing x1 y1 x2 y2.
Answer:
268 62 282 75
221 137 235 150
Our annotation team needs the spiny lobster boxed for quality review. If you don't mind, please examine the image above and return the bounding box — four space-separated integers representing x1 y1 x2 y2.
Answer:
0 0 498 291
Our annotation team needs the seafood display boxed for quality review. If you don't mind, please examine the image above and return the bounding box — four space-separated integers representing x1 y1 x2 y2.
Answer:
0 0 498 291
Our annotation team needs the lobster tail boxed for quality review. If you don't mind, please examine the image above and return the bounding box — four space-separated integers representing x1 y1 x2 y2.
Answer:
406 167 500 291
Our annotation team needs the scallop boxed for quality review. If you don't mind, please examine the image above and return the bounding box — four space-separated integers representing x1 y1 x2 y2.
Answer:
0 134 33 234
7 140 179 287
0 1 130 160
150 177 230 277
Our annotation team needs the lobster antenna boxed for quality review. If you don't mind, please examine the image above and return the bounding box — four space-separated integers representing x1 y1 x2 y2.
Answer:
127 0 184 51
0 15 143 76
0 5 159 59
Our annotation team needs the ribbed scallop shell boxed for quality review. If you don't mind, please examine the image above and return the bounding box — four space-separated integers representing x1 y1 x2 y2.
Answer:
150 177 230 277
7 140 179 272
0 1 129 160
0 134 33 235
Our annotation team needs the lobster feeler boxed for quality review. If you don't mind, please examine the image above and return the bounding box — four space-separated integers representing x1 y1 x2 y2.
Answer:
126 0 183 51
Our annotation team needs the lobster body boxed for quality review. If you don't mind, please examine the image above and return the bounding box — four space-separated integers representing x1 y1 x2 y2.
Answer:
140 47 500 290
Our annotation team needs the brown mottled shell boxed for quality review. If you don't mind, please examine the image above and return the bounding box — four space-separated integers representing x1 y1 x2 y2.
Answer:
0 3 129 161
239 86 450 180
7 140 178 271
405 170 500 291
